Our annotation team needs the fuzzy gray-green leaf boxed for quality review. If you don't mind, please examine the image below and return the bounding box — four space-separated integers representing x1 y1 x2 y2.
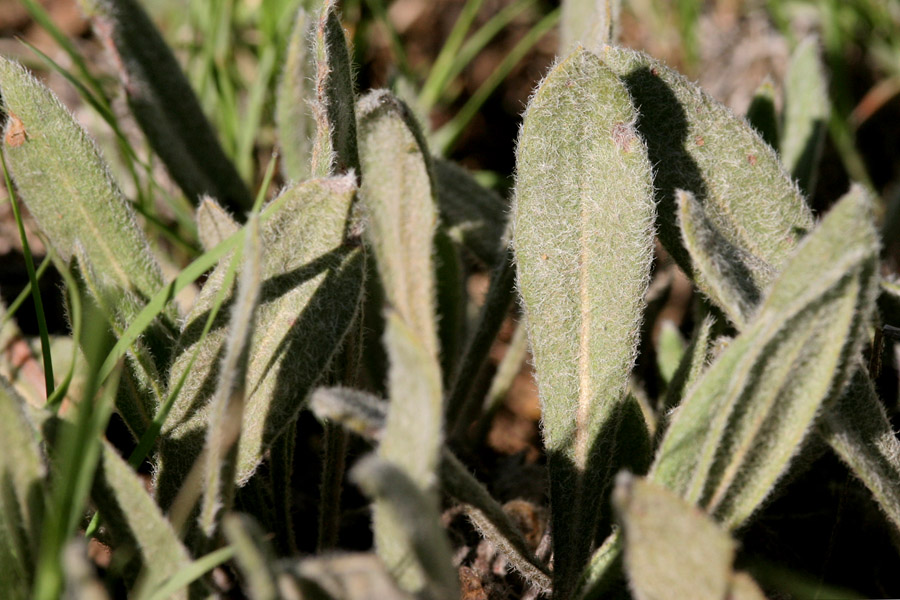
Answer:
781 36 830 195
599 45 813 323
198 214 262 539
352 456 458 600
433 158 508 267
651 188 878 529
282 553 413 600
821 370 900 535
311 0 360 177
0 378 45 598
560 0 620 52
276 6 318 182
79 0 252 212
678 189 772 328
374 311 444 590
196 197 239 252
0 57 174 324
512 49 655 595
613 474 736 600
660 315 713 416
158 176 364 507
357 89 439 357
91 439 191 598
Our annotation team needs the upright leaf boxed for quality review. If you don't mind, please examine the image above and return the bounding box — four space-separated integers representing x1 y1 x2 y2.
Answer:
513 49 655 597
0 56 177 435
276 6 318 182
351 456 458 600
222 514 279 600
196 197 239 252
651 188 878 529
157 176 364 507
198 214 262 539
78 0 253 212
0 378 46 599
781 36 830 195
598 45 813 328
613 474 766 600
560 0 620 53
356 89 439 357
356 89 444 591
311 0 360 177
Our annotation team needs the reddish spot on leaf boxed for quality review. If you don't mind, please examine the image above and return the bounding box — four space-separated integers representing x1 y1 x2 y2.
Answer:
747 154 758 166
541 253 549 261
5 111 26 147
650 67 659 76
612 122 635 153
695 136 705 147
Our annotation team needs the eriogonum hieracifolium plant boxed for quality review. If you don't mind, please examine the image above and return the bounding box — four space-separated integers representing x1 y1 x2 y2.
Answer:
1 0 899 598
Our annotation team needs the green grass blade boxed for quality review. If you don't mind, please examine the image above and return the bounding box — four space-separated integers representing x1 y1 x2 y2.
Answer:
157 176 364 506
418 0 486 113
143 546 234 600
2 150 53 399
434 8 561 155
512 49 655 596
79 0 252 213
598 45 814 325
651 187 879 529
222 514 279 600
781 36 830 196
276 6 318 182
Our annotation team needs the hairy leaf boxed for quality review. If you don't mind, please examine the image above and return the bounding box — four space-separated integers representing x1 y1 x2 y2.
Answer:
745 77 779 150
512 49 655 595
311 0 360 177
157 176 364 506
351 456 458 600
781 36 830 195
196 197 239 252
356 89 439 357
432 158 507 267
652 188 878 529
78 0 252 212
560 0 620 52
0 378 45 598
198 214 262 539
276 6 318 182
598 45 813 326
